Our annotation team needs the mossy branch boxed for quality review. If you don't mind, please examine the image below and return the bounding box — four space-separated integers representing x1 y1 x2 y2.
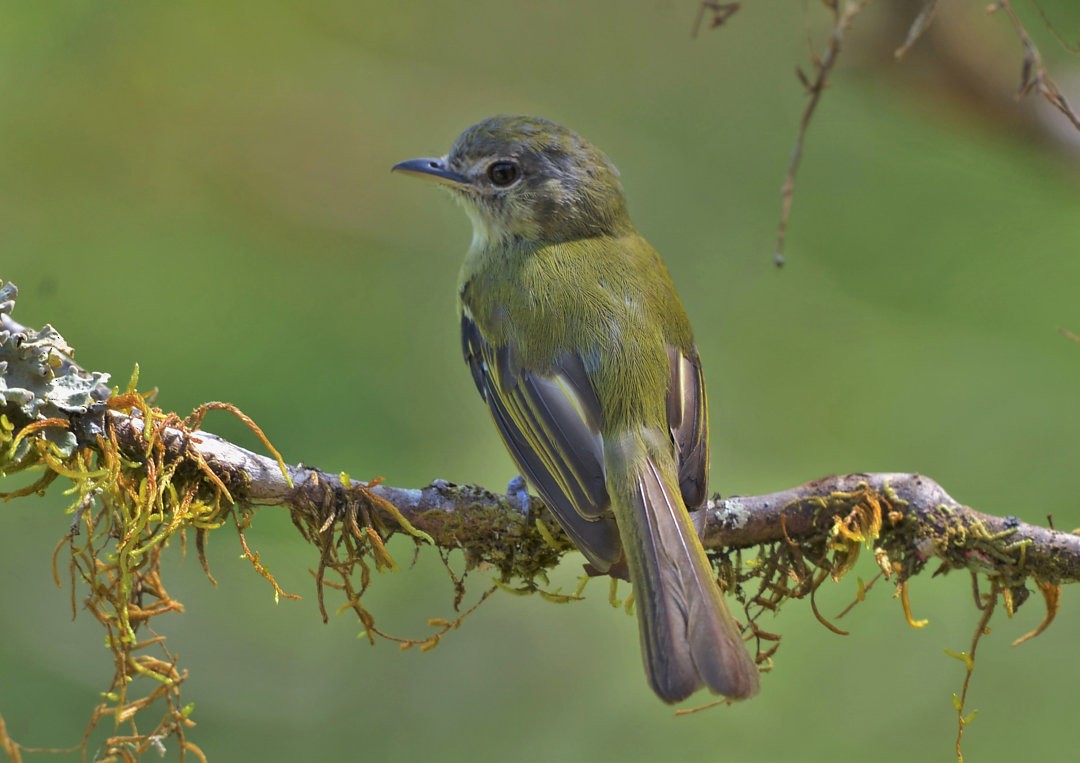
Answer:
3 276 1077 591
2 279 1075 761
3 278 1075 598
64 405 1080 589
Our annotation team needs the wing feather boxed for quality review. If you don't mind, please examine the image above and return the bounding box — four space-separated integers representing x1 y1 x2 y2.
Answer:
461 313 621 569
666 346 709 509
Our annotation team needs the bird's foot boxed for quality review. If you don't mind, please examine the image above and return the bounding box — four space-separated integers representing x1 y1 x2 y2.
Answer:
506 474 530 516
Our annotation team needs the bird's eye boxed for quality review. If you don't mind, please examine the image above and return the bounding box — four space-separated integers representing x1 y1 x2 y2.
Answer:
487 161 519 187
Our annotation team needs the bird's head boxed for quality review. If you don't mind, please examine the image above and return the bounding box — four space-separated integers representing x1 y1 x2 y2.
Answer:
393 115 631 248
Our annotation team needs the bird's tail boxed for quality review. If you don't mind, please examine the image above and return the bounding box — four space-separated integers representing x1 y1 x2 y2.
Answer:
607 432 760 703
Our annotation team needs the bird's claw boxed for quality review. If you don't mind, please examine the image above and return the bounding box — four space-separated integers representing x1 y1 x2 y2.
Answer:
507 475 530 516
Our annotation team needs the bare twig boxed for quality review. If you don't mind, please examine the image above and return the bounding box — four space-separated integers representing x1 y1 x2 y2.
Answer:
990 0 1080 131
692 1 740 38
775 0 871 267
1030 0 1080 54
895 0 940 59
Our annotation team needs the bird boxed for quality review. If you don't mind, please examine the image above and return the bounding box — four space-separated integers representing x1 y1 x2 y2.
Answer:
393 115 759 703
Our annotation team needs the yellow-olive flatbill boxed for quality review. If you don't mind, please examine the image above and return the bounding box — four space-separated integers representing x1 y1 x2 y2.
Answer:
393 116 759 703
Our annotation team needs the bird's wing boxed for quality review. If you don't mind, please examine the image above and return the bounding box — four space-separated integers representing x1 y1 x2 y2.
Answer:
666 345 709 509
461 312 622 569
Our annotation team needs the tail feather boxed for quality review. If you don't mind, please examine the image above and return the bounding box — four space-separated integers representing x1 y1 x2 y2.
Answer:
612 438 759 703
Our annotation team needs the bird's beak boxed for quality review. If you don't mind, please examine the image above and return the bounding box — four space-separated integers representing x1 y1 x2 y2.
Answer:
391 157 470 188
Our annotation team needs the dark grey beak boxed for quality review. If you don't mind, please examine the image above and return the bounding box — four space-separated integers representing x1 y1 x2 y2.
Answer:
391 157 470 188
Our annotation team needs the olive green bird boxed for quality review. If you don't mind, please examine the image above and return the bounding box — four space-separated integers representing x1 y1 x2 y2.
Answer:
393 115 759 703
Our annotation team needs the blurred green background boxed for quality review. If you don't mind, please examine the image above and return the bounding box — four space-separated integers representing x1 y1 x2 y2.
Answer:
2 2 1079 761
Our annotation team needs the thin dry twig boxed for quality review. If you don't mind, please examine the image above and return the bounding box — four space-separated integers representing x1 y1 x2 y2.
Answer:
775 0 871 267
895 0 940 59
1030 0 1080 54
990 0 1080 131
692 1 741 38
